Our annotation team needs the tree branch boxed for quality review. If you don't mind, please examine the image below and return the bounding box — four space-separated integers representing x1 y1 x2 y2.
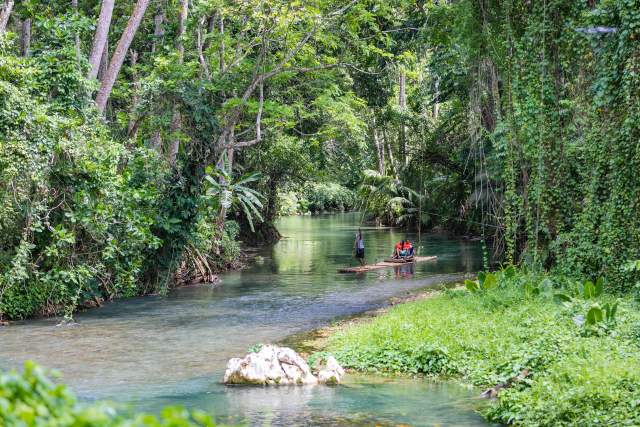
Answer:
0 1 14 34
233 79 264 148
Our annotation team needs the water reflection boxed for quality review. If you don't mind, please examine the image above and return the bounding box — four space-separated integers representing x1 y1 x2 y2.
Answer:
0 213 487 425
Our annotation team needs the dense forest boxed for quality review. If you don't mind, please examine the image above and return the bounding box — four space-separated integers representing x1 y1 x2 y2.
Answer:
2 1 640 426
1 0 639 318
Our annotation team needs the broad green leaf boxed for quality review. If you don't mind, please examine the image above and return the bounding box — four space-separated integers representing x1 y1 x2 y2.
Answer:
478 271 487 286
606 302 618 322
553 293 572 303
583 280 595 299
465 279 479 292
594 277 604 297
503 265 516 279
586 305 603 325
482 273 497 290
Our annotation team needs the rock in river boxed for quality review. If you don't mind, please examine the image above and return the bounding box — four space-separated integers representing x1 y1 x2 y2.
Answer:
223 344 318 385
223 344 345 386
317 355 346 385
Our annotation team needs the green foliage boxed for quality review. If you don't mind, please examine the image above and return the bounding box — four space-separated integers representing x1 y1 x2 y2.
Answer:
188 218 242 273
0 361 218 427
302 182 358 214
465 267 515 293
0 33 168 319
247 343 263 354
353 0 640 289
622 260 640 301
204 161 264 232
0 0 388 319
277 191 302 216
554 277 606 303
277 182 357 216
584 278 605 299
358 170 419 226
486 349 640 426
326 268 640 425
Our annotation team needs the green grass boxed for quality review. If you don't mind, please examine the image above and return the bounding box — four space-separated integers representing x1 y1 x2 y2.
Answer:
325 273 640 426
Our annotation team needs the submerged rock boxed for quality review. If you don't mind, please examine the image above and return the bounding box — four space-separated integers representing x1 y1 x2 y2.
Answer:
223 344 319 385
317 355 346 385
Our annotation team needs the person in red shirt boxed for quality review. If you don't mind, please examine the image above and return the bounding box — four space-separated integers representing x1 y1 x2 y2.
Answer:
392 240 405 259
403 240 414 258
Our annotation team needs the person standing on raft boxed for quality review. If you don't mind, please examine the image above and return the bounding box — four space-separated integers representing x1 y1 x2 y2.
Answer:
354 229 366 266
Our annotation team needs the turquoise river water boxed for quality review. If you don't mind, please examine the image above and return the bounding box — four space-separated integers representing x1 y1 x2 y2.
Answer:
0 213 491 426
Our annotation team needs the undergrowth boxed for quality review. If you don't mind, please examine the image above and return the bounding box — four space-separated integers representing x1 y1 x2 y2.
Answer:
326 268 640 426
0 361 219 426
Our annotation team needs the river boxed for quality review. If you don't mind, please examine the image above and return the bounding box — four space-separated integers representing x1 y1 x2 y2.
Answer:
0 213 490 426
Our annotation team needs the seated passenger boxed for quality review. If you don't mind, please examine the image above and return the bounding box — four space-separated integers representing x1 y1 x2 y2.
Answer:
393 240 405 258
403 240 414 257
399 240 408 258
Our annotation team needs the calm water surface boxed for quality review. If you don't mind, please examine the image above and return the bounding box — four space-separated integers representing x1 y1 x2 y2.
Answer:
0 213 489 426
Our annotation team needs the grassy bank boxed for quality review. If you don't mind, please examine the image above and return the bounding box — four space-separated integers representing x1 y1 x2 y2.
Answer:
324 270 640 426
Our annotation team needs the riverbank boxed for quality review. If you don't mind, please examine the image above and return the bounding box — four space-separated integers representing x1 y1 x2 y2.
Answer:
281 283 461 356
309 270 640 426
1 213 489 425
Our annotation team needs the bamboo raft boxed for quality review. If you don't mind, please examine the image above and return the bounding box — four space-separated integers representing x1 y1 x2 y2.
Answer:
338 256 437 273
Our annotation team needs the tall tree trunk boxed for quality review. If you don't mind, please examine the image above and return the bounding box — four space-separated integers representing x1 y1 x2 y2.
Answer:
0 1 13 34
127 50 140 141
196 16 211 79
265 175 278 222
72 0 81 62
168 111 182 165
97 34 108 81
151 130 162 153
382 125 397 179
20 18 30 57
399 69 408 166
95 0 151 115
167 0 188 166
88 0 115 80
203 14 215 50
372 115 385 174
176 0 187 59
151 7 164 155
151 9 164 53
219 14 225 72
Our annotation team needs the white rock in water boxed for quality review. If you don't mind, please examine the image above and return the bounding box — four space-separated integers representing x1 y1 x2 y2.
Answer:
277 347 317 384
326 356 345 376
317 355 346 385
223 344 318 385
317 369 340 384
223 355 271 385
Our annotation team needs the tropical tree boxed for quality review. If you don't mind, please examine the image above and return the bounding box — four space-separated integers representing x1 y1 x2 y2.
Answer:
204 158 264 236
358 170 420 226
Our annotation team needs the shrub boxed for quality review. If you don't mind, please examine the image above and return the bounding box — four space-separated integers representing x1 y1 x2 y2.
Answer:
0 32 168 319
326 268 640 426
0 80 168 319
305 182 357 213
277 182 357 215
0 361 218 427
277 191 300 216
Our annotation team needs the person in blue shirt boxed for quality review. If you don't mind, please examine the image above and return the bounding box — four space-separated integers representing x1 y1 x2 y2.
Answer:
354 229 365 266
